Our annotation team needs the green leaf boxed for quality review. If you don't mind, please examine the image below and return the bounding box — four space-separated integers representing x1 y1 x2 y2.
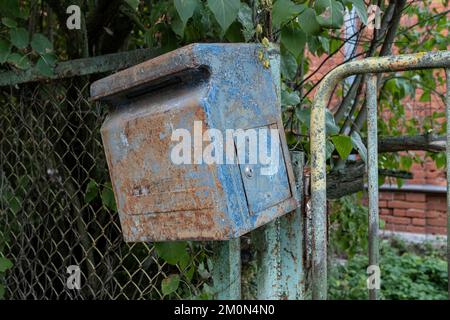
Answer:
326 140 335 160
125 0 140 10
298 8 321 35
31 33 53 54
237 3 254 41
419 90 431 102
280 47 297 80
0 39 11 63
155 242 188 265
171 15 185 37
0 0 21 18
347 0 368 25
315 0 344 29
9 27 28 49
0 284 4 299
281 22 306 58
400 155 413 170
7 53 30 69
281 89 300 106
40 52 57 67
351 131 367 164
319 36 330 53
296 108 311 129
331 135 353 160
174 0 199 26
225 21 244 42
207 0 240 32
35 56 54 77
101 182 117 211
325 109 339 135
0 257 13 272
161 274 180 296
272 0 305 28
1 17 17 28
85 179 98 203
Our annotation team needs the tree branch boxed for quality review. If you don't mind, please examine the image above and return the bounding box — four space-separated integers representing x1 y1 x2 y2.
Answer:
378 134 445 153
326 160 413 199
325 133 445 199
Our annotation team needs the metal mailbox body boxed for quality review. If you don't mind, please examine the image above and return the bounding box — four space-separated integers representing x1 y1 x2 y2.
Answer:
91 43 300 241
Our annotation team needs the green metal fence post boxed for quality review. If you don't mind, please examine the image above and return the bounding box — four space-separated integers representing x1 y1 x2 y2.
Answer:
366 74 380 300
211 239 241 299
446 68 450 300
254 151 305 299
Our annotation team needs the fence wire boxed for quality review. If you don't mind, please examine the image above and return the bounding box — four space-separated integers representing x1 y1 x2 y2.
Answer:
0 77 211 299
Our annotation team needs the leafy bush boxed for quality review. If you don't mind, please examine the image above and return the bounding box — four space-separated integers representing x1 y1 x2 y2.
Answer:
329 240 448 300
0 257 13 299
329 194 369 258
329 195 448 300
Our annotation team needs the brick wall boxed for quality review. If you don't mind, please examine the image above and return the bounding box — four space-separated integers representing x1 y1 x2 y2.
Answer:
379 191 447 235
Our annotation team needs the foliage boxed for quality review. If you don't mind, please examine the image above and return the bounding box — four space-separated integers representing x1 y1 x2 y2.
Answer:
329 239 448 300
0 1 56 75
329 194 369 258
0 257 13 299
330 197 447 300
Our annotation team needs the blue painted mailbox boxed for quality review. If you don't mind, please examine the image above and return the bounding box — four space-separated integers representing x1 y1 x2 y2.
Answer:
91 43 300 241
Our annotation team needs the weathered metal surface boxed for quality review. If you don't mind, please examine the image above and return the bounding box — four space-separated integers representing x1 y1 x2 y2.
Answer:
91 43 300 241
253 151 305 300
310 51 450 300
446 68 450 300
212 239 241 299
0 48 161 87
366 74 379 300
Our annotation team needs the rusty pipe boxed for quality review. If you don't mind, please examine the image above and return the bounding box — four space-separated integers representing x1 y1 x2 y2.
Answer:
310 51 450 300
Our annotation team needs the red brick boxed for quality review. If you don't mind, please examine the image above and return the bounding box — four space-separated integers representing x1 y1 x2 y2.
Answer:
427 195 445 204
428 202 446 211
412 218 426 226
426 226 447 235
378 200 388 208
386 224 408 232
405 193 426 202
389 200 426 210
394 193 405 200
405 209 425 218
426 210 442 219
380 208 392 216
427 218 446 227
383 216 411 225
379 193 393 200
406 225 426 233
393 209 406 217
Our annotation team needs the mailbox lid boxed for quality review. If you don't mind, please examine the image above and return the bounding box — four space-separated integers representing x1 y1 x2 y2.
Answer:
236 124 291 214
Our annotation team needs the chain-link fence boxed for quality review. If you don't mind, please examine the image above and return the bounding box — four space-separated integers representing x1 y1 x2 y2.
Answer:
0 75 213 299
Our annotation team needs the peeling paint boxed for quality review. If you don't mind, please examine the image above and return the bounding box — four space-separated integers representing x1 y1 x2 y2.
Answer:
91 44 300 242
310 50 450 300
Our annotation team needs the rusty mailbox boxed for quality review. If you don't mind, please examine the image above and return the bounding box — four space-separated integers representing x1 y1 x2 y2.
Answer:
90 43 300 241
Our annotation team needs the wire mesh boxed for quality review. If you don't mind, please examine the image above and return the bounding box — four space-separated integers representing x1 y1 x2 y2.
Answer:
0 77 211 299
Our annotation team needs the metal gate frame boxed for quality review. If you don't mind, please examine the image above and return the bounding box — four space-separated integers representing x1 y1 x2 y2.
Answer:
309 51 450 300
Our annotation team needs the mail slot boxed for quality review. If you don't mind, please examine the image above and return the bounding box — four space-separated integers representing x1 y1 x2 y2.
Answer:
90 43 300 241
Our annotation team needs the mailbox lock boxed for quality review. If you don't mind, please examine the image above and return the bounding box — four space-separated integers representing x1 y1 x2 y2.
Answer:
244 166 254 179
